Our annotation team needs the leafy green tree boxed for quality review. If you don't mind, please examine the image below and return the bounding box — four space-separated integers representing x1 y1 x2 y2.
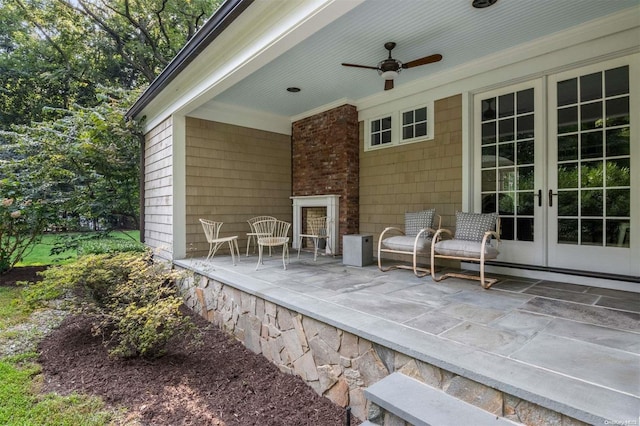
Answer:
1 86 143 232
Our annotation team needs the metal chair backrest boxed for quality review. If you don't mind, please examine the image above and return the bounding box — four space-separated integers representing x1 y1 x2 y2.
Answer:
200 218 223 243
247 216 277 232
306 216 329 237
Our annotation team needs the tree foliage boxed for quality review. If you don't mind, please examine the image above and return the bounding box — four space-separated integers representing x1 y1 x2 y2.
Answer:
1 86 143 231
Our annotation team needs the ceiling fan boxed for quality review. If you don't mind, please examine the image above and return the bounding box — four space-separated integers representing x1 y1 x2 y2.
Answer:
342 42 442 91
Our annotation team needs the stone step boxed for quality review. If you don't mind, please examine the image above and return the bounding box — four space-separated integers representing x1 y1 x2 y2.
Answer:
364 373 522 426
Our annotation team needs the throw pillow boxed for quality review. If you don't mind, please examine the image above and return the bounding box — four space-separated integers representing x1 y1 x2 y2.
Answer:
405 209 436 237
454 212 498 242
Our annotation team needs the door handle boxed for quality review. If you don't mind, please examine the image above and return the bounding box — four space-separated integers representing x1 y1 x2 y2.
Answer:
534 189 542 207
549 190 557 207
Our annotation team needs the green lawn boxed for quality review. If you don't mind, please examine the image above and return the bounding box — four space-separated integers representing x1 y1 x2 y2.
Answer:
17 230 142 267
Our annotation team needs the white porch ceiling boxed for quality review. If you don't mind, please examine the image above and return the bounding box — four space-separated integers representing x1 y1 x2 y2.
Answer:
203 0 639 119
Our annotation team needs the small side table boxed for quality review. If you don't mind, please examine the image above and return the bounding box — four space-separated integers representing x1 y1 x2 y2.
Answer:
342 234 373 267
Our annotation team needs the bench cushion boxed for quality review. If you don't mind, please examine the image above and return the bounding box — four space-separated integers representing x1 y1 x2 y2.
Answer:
382 235 432 253
434 239 499 259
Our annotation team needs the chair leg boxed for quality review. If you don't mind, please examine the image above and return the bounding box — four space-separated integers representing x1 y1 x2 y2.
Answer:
256 244 263 270
313 237 318 261
297 236 303 259
281 244 287 270
246 235 252 257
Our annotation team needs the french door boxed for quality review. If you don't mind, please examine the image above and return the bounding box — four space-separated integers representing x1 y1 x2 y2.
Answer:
474 55 638 276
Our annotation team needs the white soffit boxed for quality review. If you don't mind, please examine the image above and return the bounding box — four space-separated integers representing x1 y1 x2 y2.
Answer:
206 0 639 120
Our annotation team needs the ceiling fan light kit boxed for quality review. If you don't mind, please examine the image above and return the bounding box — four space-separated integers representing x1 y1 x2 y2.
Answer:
342 41 442 90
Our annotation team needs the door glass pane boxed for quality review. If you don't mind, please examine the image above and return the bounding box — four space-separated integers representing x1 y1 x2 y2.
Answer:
556 65 630 247
480 87 536 242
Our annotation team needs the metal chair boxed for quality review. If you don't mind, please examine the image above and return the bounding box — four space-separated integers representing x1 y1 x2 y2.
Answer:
254 219 291 270
199 218 240 265
246 216 277 256
430 212 501 289
297 216 331 261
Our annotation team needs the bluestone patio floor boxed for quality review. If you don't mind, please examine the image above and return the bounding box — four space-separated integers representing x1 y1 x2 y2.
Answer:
174 252 640 425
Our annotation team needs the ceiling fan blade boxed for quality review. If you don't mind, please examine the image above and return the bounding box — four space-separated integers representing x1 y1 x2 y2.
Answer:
402 54 443 69
384 79 394 91
342 63 379 70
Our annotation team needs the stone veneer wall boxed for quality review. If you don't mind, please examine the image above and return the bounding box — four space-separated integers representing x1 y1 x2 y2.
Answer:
359 95 463 264
178 269 586 426
292 104 360 253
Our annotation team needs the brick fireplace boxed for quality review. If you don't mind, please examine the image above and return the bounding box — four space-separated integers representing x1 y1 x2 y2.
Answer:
291 104 360 253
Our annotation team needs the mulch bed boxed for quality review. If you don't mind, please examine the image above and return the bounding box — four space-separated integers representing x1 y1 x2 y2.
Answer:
2 267 355 425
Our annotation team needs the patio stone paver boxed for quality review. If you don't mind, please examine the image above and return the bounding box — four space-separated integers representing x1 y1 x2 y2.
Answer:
523 286 602 304
402 311 462 335
440 321 529 356
511 334 640 396
543 318 640 354
436 302 505 324
519 297 640 332
488 311 554 338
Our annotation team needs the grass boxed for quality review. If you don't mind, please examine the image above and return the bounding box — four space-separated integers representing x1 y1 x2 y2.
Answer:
0 287 30 330
0 355 115 425
16 230 142 267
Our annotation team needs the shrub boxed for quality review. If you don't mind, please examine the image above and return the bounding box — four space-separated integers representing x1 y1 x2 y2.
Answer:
24 251 196 358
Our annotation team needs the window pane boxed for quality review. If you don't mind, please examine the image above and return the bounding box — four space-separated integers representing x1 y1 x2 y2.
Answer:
605 66 629 97
558 78 577 106
517 217 534 241
558 135 578 161
482 145 496 168
517 88 534 114
581 161 603 188
415 107 427 122
580 72 602 102
606 128 630 157
558 107 578 134
382 117 391 130
482 122 496 145
580 101 602 131
381 130 391 144
607 189 630 217
518 166 534 190
403 111 413 125
499 118 514 142
482 98 496 120
498 168 515 191
372 133 380 146
499 143 514 165
517 140 534 165
518 192 534 215
517 114 534 139
581 190 603 216
558 219 578 244
482 170 496 191
606 159 630 187
498 193 514 215
499 93 514 118
371 120 380 132
558 191 578 216
482 193 497 213
606 97 629 127
558 163 578 189
415 122 427 137
581 131 603 159
582 219 603 245
500 217 515 240
606 220 630 247
403 126 413 140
